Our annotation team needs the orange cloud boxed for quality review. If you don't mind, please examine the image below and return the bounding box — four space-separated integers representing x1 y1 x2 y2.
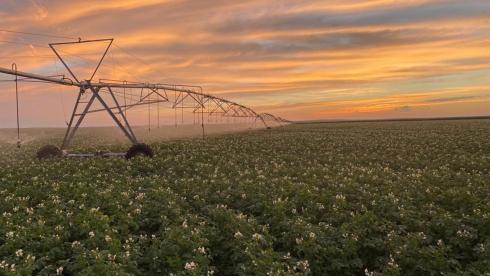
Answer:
0 0 490 127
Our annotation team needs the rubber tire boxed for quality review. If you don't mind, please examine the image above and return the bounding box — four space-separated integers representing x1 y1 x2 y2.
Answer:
37 145 62 159
125 143 154 159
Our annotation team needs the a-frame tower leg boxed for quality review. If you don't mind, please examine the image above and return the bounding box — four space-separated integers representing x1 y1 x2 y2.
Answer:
61 84 138 150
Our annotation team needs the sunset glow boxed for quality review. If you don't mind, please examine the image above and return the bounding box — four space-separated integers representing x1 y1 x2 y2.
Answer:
0 0 489 127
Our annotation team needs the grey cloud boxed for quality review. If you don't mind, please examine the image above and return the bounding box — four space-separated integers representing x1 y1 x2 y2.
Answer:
123 28 456 63
395 105 412 112
214 1 490 33
425 95 482 103
445 57 490 67
50 0 258 36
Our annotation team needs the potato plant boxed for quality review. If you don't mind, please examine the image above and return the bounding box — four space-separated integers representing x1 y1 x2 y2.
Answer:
0 120 489 275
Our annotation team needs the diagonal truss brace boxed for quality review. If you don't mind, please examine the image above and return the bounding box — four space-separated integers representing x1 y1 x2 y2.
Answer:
61 83 138 150
49 38 114 84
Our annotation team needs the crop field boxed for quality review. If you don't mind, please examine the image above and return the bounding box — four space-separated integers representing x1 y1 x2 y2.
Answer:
0 119 489 275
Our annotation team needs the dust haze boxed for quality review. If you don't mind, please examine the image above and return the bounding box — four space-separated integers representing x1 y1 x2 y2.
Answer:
0 123 267 147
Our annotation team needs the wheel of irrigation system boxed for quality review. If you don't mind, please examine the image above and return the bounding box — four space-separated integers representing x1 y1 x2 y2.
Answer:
37 145 62 159
125 143 154 159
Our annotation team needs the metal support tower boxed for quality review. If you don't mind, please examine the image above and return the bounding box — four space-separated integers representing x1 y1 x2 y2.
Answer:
0 38 290 158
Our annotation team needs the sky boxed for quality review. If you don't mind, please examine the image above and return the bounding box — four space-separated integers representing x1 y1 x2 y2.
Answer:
0 0 489 127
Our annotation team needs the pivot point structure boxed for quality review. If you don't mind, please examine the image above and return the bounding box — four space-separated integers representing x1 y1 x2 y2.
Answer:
0 38 290 159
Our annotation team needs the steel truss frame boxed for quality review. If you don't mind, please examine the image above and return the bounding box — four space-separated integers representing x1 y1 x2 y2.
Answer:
0 38 289 155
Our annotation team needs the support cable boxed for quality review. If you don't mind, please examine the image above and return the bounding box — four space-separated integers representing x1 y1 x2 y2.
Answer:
148 91 151 133
201 94 205 139
0 29 75 40
157 94 160 128
12 63 20 148
124 81 127 118
174 90 177 127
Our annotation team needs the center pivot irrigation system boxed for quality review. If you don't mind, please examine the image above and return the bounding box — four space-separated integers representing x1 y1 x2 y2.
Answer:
0 38 290 159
